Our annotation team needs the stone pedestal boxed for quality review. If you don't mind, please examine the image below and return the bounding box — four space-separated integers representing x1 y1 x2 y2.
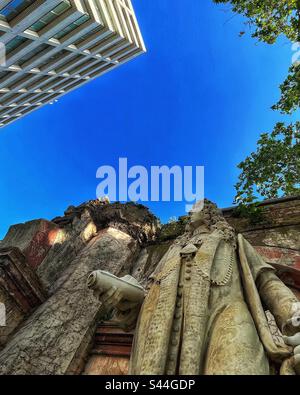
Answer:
83 321 134 375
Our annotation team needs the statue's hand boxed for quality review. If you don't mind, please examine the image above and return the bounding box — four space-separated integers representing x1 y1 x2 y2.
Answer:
283 332 300 374
95 286 123 312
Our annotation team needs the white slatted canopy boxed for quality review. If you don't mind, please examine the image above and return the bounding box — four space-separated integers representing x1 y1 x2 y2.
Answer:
0 0 146 127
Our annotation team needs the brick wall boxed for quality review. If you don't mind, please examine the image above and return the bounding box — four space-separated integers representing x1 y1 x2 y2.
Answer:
223 196 300 269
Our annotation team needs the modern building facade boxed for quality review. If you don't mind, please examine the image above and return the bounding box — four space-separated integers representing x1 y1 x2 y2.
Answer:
0 0 146 127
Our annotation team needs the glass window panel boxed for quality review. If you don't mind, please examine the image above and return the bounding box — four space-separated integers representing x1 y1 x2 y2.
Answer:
0 0 35 22
53 14 90 40
29 1 71 32
6 35 28 53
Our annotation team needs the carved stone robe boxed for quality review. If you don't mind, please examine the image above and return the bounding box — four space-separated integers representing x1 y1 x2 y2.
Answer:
129 229 298 375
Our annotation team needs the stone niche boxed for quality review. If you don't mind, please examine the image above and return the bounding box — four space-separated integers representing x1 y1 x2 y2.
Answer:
0 248 46 347
0 219 59 348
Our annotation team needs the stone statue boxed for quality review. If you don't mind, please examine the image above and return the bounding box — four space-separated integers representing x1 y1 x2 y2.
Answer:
90 200 300 375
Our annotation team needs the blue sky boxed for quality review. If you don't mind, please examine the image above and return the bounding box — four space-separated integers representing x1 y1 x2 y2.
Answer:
0 0 296 238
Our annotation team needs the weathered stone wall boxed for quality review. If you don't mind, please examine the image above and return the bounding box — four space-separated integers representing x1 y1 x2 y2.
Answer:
0 201 159 374
1 220 60 269
0 228 138 374
0 197 298 375
0 220 62 350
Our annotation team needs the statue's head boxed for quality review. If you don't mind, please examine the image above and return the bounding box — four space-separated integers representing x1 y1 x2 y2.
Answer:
186 199 220 234
186 199 236 242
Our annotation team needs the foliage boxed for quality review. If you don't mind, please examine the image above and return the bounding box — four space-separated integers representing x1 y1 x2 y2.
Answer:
213 0 300 44
234 122 300 206
213 0 300 218
213 0 300 114
272 64 300 114
232 202 265 224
